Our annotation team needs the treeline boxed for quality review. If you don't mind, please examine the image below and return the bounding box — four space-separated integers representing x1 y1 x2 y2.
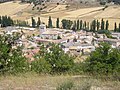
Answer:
31 16 120 33
0 33 120 77
0 16 14 27
0 16 30 27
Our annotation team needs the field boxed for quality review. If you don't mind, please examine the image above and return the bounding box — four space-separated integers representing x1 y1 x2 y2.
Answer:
0 2 120 30
0 73 120 90
25 5 120 30
0 1 29 16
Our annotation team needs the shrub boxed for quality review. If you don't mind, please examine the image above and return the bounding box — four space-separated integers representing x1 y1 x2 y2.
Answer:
57 81 74 90
31 58 51 74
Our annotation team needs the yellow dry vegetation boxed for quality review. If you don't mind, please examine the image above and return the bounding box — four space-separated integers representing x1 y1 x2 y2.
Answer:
0 1 120 30
0 1 29 16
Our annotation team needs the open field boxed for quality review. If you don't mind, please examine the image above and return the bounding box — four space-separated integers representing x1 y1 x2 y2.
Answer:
25 5 120 30
0 1 30 16
0 73 120 90
0 2 120 30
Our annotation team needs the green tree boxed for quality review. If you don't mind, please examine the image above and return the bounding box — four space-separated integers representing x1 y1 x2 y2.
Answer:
56 18 59 28
105 20 109 30
101 19 105 30
45 44 74 73
37 17 41 27
91 20 96 32
61 19 73 29
96 20 100 31
119 23 120 32
48 16 52 28
114 22 117 32
72 21 77 31
84 21 87 30
85 43 120 75
0 16 1 24
80 20 83 30
0 33 28 74
77 20 80 30
31 17 36 28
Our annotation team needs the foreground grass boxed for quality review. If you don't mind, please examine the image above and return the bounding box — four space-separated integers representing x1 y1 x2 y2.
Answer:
0 73 120 90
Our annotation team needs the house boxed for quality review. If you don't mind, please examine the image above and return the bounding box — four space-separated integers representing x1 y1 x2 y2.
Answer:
62 42 95 54
112 33 120 39
40 29 63 40
95 38 120 48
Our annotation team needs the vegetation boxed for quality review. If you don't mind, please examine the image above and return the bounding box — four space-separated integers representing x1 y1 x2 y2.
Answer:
0 16 14 27
0 33 28 75
56 18 59 28
37 17 41 27
48 16 53 28
61 19 73 29
31 17 36 28
84 43 120 75
57 81 74 90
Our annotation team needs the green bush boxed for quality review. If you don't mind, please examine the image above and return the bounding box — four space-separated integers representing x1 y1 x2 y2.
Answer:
57 81 74 90
84 43 120 75
31 58 51 74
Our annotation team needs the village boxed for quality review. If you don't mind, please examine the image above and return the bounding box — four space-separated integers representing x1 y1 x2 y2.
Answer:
1 23 120 62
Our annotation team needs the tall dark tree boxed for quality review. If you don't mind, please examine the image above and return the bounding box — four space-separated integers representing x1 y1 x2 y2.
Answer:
56 18 59 28
48 16 52 28
87 22 89 30
37 17 41 27
72 21 77 31
91 20 96 32
105 20 109 30
101 19 105 30
119 23 120 32
80 20 83 30
96 20 100 31
77 20 80 30
31 17 36 28
114 22 117 32
84 21 87 30
0 16 1 24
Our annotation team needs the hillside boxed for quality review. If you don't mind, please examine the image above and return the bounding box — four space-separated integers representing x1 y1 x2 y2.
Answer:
0 1 120 30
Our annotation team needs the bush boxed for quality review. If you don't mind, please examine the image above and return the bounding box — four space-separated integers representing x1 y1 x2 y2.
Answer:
97 29 111 36
31 58 51 74
0 34 28 75
84 43 120 75
57 81 74 90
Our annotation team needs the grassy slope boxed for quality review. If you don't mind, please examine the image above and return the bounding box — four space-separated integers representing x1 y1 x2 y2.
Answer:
0 73 120 90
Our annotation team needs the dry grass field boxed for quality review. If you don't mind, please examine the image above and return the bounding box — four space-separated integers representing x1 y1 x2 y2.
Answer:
0 2 120 30
0 1 29 16
25 5 120 30
0 73 120 90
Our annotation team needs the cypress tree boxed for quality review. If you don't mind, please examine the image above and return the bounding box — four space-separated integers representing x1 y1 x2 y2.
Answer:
96 20 100 31
105 20 109 30
119 23 120 32
31 17 36 28
91 20 96 32
80 20 83 30
56 18 59 28
37 17 41 27
84 21 87 30
72 20 77 31
0 16 1 24
77 20 79 30
48 16 52 28
101 19 105 30
114 22 117 32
